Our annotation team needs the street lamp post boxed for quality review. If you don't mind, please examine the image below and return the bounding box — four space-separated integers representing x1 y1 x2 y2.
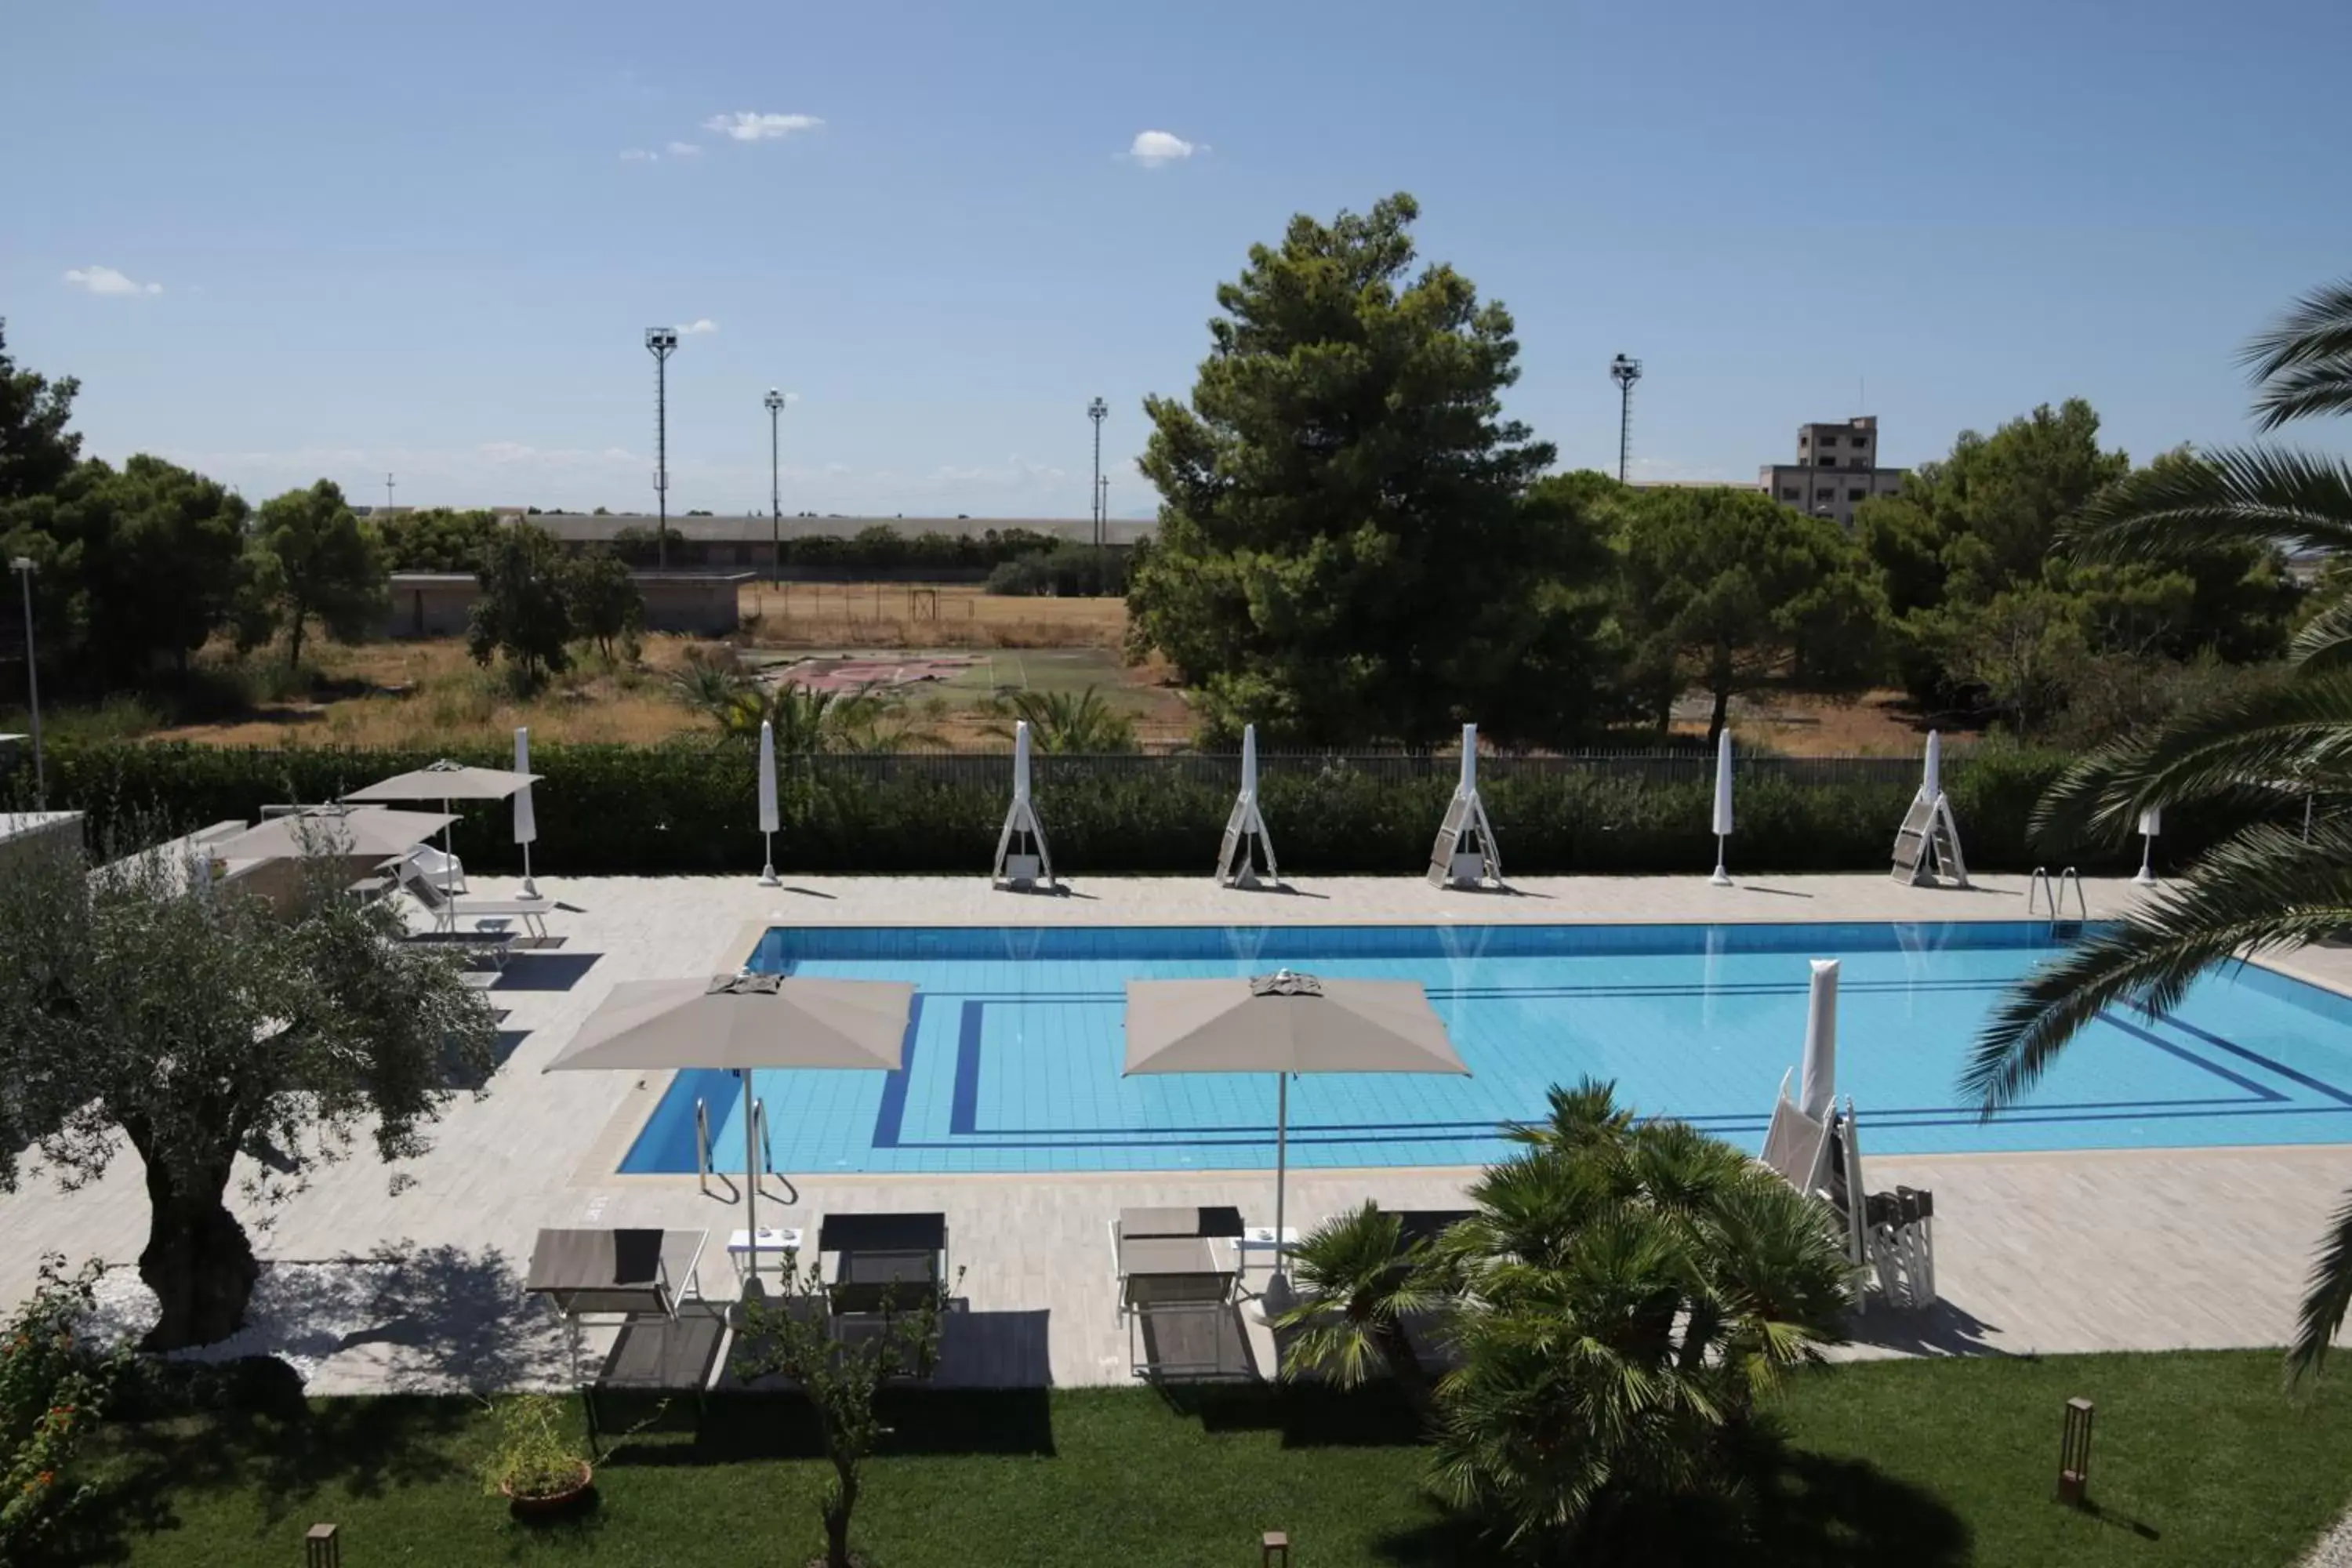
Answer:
1087 397 1108 552
645 328 680 570
9 557 41 810
764 388 786 587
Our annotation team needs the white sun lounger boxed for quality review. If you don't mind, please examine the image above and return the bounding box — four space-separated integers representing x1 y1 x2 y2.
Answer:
394 858 563 940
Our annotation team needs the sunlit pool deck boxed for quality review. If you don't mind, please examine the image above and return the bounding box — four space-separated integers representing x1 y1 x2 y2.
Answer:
13 869 2352 1394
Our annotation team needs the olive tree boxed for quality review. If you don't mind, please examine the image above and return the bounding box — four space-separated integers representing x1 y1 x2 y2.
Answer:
0 829 498 1350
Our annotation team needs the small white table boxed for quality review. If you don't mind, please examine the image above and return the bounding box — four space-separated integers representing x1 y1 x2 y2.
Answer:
727 1227 803 1276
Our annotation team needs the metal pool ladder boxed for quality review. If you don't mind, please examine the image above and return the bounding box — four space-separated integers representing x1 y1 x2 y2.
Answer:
695 1096 714 1193
2027 866 2087 927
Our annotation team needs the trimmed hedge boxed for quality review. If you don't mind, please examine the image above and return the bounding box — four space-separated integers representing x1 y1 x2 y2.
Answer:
24 742 2230 879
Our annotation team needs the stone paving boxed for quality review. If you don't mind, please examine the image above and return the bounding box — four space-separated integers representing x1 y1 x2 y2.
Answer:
9 868 2352 1394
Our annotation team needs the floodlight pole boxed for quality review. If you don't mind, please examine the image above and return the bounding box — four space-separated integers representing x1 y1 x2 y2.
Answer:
1609 354 1642 485
646 328 680 570
9 557 40 809
764 388 786 587
1087 397 1108 552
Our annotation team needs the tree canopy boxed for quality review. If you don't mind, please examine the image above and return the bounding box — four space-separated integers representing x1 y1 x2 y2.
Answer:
1125 193 1613 746
1858 400 2297 710
0 321 82 506
466 521 574 685
0 833 497 1349
236 480 388 667
1616 485 1885 742
0 455 249 687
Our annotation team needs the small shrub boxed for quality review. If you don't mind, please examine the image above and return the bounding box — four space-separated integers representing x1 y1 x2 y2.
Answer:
476 1392 588 1500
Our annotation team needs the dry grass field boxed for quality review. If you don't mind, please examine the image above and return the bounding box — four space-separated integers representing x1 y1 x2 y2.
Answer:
26 580 1929 757
737 581 1127 651
115 584 1178 750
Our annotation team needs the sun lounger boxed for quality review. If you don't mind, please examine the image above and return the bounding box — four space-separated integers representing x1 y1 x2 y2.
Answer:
399 927 517 969
401 842 468 895
817 1212 949 1317
393 858 563 939
1117 1232 1244 1380
524 1226 718 1453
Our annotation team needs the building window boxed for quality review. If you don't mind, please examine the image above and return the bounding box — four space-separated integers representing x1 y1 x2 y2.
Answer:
1780 486 1799 500
1818 456 1839 468
1847 488 1866 501
1816 488 1835 501
1819 434 1838 447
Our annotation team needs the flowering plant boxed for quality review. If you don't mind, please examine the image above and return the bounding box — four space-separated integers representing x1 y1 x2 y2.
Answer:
0 1256 125 1552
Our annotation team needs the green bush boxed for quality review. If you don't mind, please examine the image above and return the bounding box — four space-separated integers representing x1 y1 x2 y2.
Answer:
985 543 1129 597
25 742 2245 878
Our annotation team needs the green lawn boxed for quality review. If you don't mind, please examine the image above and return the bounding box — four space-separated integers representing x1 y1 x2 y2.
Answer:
43 1352 2352 1567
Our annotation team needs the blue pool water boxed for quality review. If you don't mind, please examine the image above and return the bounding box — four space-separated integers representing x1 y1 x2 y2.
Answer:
619 922 2352 1176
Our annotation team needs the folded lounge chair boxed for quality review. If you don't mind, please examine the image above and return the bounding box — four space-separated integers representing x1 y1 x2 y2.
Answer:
1758 1087 1936 1312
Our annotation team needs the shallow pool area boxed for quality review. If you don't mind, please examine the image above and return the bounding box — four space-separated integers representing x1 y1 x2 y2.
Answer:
618 921 2352 1176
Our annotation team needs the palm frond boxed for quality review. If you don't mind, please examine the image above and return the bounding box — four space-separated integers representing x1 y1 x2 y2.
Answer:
2292 596 2352 673
2243 277 2352 430
2028 669 2352 848
1966 820 2352 1109
2288 1185 2352 1388
2060 445 2352 563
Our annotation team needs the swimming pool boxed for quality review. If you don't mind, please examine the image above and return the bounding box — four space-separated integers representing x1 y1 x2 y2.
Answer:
617 922 2352 1176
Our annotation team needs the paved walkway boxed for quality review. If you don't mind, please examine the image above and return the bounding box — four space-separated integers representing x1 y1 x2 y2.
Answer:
8 869 2352 1393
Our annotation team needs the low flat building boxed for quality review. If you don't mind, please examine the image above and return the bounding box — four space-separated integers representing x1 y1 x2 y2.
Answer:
1757 416 1907 530
386 571 753 640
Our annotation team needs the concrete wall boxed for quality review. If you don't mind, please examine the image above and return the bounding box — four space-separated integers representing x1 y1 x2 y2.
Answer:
387 572 749 639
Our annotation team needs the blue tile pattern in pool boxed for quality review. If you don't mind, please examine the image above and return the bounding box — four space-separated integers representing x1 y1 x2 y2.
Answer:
616 922 2352 1175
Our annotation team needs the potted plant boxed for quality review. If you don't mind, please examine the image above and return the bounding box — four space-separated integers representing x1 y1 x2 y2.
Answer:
477 1392 593 1518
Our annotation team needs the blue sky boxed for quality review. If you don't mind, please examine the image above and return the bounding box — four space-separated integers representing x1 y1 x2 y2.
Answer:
5 0 2349 517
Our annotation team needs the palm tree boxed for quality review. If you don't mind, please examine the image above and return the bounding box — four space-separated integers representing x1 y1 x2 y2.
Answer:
1969 274 2352 1384
1428 1080 1850 1556
666 647 754 725
982 686 1138 753
1273 1201 1446 1417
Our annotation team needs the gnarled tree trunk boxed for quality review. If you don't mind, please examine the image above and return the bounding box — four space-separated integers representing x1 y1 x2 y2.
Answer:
128 1126 257 1352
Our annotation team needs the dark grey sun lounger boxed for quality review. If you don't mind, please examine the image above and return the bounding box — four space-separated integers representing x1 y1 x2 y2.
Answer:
817 1211 949 1316
1115 1209 1246 1380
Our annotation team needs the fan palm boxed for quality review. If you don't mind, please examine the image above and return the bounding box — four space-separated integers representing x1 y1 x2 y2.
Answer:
982 686 1138 753
1969 274 2352 1385
1428 1079 1850 1555
1273 1201 1447 1417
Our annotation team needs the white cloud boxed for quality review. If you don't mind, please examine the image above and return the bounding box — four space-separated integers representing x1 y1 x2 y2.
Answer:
679 319 717 336
1125 130 1198 167
703 111 823 142
664 140 704 156
620 147 659 162
64 265 162 296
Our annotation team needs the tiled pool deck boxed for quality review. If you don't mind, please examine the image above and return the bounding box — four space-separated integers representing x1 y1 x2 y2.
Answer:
10 869 2352 1392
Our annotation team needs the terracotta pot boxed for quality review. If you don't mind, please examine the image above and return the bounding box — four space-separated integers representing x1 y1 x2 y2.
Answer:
502 1461 593 1518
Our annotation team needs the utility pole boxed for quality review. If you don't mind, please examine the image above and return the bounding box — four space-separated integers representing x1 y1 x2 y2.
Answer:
764 388 786 586
384 473 396 510
1087 397 1108 551
645 328 680 568
1609 354 1643 485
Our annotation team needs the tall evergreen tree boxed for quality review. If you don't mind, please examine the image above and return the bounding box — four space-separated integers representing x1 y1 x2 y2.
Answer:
1127 194 1610 746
